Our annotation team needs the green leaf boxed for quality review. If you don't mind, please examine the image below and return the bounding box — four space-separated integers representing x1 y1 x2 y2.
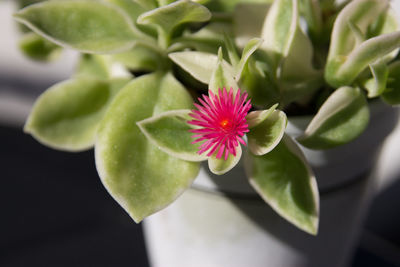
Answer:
113 44 161 71
137 0 211 35
95 72 200 222
209 48 239 94
138 109 207 162
362 60 388 98
235 38 263 80
75 54 111 79
24 77 130 151
18 32 61 61
133 0 158 10
223 33 240 67
299 0 322 40
245 135 319 235
233 3 270 48
246 103 278 128
247 109 287 156
207 0 273 13
169 51 234 84
208 145 242 175
382 61 400 105
297 86 370 149
260 0 298 66
324 0 400 87
14 0 139 53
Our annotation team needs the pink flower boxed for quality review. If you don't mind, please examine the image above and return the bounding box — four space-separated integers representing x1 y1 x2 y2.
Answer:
188 88 252 160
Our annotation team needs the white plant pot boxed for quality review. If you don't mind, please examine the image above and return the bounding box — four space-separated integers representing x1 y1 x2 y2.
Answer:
143 101 399 267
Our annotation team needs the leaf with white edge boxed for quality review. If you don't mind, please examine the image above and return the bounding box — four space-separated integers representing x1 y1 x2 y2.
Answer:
260 0 297 66
363 60 388 98
234 3 270 48
235 38 263 80
247 109 286 156
324 0 400 87
382 61 400 105
137 0 211 35
169 51 234 84
19 32 61 61
208 145 242 175
95 73 199 223
209 48 239 94
25 77 130 151
297 86 370 149
138 110 207 162
246 103 278 128
14 0 139 54
245 135 319 235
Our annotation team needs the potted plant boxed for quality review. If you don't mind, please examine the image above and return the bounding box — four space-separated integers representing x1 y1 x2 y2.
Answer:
13 0 400 266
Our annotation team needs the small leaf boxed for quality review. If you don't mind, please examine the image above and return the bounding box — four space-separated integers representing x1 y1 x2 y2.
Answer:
208 145 242 175
297 86 370 149
14 0 139 53
235 38 263 80
223 32 240 67
247 109 287 156
246 103 278 128
245 135 319 235
18 32 61 61
25 77 130 151
209 48 238 94
169 51 234 84
382 61 400 105
138 109 207 162
137 0 211 35
363 60 388 98
95 73 199 223
234 3 270 48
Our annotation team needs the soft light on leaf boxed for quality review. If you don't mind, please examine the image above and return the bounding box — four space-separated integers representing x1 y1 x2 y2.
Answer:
208 145 242 175
245 135 319 235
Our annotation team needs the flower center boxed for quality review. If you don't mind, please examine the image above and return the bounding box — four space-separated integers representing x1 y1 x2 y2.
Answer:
220 118 231 129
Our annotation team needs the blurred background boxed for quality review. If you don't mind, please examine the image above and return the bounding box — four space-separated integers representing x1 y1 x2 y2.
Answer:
1 0 400 266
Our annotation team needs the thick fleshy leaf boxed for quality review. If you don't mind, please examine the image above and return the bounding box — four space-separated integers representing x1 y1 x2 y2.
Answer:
95 73 200 223
297 86 370 149
324 0 400 87
208 0 273 13
223 33 240 67
209 48 238 94
299 0 322 39
208 145 242 175
169 51 234 84
234 3 270 48
14 0 139 53
75 54 110 79
245 135 319 235
24 77 130 151
260 0 297 66
138 109 207 162
18 32 61 61
362 60 388 98
235 38 263 80
247 109 287 156
113 44 160 71
382 61 400 105
137 0 211 35
246 103 278 128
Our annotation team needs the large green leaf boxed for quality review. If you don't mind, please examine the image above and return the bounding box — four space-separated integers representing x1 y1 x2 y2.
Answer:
245 135 319 235
24 77 130 151
247 109 287 156
95 73 200 222
297 86 370 149
137 109 207 162
14 0 139 53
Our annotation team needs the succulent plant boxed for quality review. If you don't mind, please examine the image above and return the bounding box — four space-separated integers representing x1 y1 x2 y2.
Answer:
14 0 400 235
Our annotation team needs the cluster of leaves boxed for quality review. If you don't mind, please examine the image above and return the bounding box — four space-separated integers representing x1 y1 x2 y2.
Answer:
15 0 400 235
